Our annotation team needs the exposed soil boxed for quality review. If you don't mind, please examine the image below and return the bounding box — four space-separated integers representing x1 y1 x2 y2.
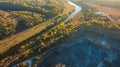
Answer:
86 3 120 23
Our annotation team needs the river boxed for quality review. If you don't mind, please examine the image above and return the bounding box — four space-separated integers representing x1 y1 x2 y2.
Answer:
39 1 120 67
64 0 82 22
12 1 82 67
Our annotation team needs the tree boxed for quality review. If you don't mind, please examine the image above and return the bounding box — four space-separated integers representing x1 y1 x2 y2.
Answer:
41 42 46 47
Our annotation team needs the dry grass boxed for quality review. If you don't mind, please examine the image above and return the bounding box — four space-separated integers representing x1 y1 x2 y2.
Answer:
71 12 83 23
0 3 75 54
0 18 55 54
86 3 120 22
62 3 74 15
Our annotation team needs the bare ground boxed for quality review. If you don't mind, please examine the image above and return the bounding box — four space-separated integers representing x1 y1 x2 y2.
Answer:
86 3 120 23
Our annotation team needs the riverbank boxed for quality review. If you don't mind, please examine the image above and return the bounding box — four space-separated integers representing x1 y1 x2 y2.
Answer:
0 1 78 67
38 1 120 67
0 0 75 54
6 1 82 67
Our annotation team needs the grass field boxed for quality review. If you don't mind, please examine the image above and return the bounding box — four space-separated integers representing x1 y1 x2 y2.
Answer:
91 1 120 10
0 3 74 54
86 1 120 23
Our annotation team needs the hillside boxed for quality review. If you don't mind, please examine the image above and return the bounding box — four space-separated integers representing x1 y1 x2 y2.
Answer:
0 0 120 67
0 0 64 40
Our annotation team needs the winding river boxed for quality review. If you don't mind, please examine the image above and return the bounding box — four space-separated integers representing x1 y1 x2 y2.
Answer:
13 1 82 67
13 0 120 67
64 0 82 22
39 1 120 67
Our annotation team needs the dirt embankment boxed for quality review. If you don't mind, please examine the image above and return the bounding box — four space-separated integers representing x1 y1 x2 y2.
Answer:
62 3 74 15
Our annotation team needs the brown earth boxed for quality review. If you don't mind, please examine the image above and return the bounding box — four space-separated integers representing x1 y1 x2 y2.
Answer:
62 3 74 15
0 3 74 54
86 3 120 23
